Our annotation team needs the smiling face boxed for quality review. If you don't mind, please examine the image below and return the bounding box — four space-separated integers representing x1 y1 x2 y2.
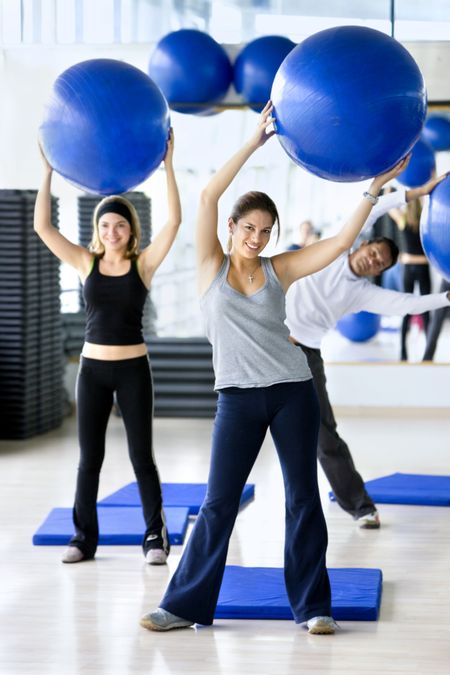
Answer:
229 209 274 257
349 240 393 277
97 213 132 254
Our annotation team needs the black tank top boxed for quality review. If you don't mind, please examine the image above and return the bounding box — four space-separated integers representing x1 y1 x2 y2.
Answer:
400 227 425 256
83 257 148 345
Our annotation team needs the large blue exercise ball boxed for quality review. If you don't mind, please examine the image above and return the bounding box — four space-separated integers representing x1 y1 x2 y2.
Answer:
336 311 381 342
422 115 450 151
396 137 435 187
271 26 426 182
233 35 295 112
149 29 232 115
39 59 170 195
420 176 450 280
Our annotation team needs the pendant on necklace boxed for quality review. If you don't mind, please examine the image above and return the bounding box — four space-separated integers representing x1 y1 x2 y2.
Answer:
248 274 254 284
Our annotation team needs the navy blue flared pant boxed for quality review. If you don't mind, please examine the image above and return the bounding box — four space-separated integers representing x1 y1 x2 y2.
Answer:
160 380 331 625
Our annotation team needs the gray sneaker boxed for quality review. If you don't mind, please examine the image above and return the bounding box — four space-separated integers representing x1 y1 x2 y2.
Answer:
61 546 84 564
140 608 194 632
306 616 338 634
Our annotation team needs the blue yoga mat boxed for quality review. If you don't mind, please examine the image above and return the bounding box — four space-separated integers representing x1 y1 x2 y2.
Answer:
98 482 255 515
32 505 189 546
215 566 382 621
329 472 450 506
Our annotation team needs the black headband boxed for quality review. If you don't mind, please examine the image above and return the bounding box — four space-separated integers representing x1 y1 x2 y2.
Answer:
96 201 132 224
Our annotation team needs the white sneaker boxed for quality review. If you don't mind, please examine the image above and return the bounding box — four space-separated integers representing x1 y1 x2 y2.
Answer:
356 510 380 529
140 608 193 631
306 616 338 634
145 548 168 565
61 546 84 563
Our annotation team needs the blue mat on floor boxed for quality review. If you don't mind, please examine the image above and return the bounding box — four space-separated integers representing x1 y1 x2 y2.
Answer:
329 472 450 506
32 506 189 546
98 482 255 515
215 566 382 621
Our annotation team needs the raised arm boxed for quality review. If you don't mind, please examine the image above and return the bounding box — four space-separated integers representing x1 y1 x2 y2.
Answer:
138 128 182 287
361 171 449 236
196 101 275 292
34 144 92 278
361 189 407 234
388 171 449 229
405 171 449 201
272 156 411 290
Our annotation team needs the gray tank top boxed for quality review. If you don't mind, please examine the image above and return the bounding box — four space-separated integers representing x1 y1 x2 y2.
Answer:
200 255 311 390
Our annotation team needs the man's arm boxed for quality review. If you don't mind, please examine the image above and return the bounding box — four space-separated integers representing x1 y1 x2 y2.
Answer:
349 280 450 316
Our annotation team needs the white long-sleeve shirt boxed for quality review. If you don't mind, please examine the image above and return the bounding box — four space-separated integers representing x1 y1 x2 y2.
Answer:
285 191 450 349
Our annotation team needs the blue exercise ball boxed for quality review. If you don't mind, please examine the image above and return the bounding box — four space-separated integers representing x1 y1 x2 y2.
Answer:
420 176 450 281
271 26 426 182
336 311 381 342
149 29 232 115
234 35 295 112
422 115 450 151
39 59 169 195
396 137 435 187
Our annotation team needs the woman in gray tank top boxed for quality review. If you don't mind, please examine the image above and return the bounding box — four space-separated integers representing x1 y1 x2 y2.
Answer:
141 102 409 635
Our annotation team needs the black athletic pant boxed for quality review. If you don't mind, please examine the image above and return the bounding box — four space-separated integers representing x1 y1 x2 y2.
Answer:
299 344 376 519
70 355 169 559
401 264 431 360
423 278 450 361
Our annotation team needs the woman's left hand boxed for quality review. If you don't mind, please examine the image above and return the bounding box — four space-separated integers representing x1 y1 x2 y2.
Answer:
371 154 411 193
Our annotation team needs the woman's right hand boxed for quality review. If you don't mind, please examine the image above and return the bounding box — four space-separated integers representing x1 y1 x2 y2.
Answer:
38 140 53 175
249 100 276 148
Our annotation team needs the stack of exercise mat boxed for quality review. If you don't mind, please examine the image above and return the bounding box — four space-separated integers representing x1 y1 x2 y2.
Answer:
0 189 64 439
146 336 217 417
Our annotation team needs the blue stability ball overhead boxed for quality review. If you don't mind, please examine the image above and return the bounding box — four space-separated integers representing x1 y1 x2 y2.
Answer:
234 35 295 112
396 137 435 188
271 26 427 182
40 59 170 195
421 176 450 280
149 29 232 115
336 311 381 343
422 115 450 151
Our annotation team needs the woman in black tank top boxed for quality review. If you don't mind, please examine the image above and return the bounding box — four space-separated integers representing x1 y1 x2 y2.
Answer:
390 198 431 360
34 130 181 565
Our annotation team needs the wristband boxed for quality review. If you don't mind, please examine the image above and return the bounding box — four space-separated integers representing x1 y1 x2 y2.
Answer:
363 191 379 205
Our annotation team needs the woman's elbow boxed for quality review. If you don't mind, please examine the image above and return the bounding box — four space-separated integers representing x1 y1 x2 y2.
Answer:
199 188 218 208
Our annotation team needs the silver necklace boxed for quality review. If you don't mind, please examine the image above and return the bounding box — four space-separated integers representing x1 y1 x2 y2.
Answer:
247 261 261 284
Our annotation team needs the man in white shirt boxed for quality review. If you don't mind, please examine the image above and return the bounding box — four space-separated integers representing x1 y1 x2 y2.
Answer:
286 176 450 529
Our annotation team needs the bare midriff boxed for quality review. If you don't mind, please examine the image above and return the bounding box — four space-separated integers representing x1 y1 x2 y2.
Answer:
81 342 148 360
400 253 428 265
